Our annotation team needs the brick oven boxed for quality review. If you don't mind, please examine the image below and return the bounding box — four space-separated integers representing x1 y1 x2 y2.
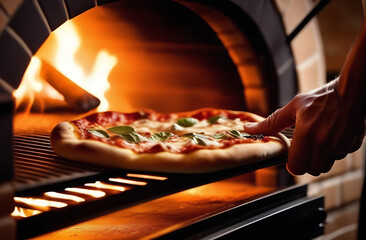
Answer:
0 0 363 239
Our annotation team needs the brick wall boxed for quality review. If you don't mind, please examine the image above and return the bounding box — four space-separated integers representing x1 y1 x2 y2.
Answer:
298 146 365 240
275 1 365 239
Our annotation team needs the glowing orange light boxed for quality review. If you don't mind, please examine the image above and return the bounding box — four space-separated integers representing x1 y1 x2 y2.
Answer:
14 20 117 112
85 181 125 192
11 206 42 218
44 191 85 203
13 57 65 111
51 21 117 111
14 197 67 209
126 173 167 181
65 187 106 198
109 178 147 186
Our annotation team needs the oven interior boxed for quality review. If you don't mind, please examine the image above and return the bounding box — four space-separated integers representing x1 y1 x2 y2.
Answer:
0 0 326 239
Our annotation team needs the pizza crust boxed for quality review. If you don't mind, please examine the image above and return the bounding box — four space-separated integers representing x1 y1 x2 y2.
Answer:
50 121 289 173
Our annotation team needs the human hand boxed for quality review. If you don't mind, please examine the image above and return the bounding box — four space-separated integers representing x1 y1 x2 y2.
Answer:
244 82 365 176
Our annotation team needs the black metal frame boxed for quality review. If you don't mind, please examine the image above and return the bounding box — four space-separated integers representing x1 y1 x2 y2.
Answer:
148 185 325 239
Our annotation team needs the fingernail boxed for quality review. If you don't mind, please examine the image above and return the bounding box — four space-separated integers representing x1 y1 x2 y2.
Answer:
244 122 257 128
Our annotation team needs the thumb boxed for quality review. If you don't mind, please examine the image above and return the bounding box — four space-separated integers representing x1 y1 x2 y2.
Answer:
244 104 296 135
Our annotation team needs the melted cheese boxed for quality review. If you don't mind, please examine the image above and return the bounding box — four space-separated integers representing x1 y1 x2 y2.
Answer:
129 118 244 135
180 118 243 135
89 117 251 153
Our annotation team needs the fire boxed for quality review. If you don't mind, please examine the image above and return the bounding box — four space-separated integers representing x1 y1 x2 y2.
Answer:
65 187 106 198
44 191 85 203
14 197 67 210
85 181 126 192
14 57 65 112
126 173 167 181
14 20 117 112
11 206 42 218
51 21 117 111
109 178 147 186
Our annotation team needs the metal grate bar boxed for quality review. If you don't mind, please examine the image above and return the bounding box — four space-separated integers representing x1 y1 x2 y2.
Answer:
281 127 294 139
14 154 91 173
14 145 55 155
14 159 74 176
13 133 112 193
14 139 51 147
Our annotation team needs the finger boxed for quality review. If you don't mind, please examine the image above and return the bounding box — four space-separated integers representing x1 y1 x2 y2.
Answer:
349 136 364 153
305 128 332 175
323 159 335 173
286 128 311 175
308 157 335 176
333 153 348 160
244 105 296 135
332 120 365 155
348 125 365 153
308 144 333 176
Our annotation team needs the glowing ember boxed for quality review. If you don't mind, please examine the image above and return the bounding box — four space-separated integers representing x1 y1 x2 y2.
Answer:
65 187 106 198
127 173 167 181
14 197 67 209
11 206 42 218
109 178 147 186
51 21 117 111
44 191 85 203
85 181 125 192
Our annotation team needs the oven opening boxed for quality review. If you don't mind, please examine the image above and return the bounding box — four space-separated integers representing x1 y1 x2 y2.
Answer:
14 3 237 124
9 1 281 236
2 1 322 239
13 0 277 134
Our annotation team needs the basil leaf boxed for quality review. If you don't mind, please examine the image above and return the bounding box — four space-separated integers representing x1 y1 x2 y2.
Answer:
213 133 230 140
120 132 146 143
87 129 110 139
177 118 198 127
192 137 208 146
181 133 208 146
241 132 252 138
207 115 221 124
181 132 196 138
150 132 172 141
228 130 241 138
108 126 135 134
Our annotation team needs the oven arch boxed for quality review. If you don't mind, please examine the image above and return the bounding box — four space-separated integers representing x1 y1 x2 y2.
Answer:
0 0 297 113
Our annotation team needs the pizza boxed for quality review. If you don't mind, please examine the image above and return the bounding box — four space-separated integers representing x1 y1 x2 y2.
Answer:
50 108 290 173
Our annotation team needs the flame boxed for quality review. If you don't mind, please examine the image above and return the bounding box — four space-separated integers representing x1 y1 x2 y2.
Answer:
126 173 167 181
51 21 117 111
14 20 117 112
11 206 42 218
109 178 147 186
44 191 85 203
65 187 106 198
14 197 67 209
13 57 65 111
85 181 125 192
